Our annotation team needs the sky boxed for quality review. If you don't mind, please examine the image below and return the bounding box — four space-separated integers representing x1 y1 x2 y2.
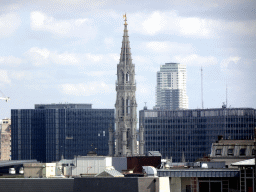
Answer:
0 0 255 120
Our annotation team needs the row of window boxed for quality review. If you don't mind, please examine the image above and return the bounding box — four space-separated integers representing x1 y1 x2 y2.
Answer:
215 148 255 156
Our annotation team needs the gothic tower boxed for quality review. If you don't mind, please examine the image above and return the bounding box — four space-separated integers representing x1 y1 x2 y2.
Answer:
109 14 139 157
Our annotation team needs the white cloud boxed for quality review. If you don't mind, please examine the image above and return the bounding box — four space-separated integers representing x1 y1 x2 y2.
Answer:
85 53 103 63
85 70 115 77
0 56 23 66
0 70 11 84
0 12 21 38
84 53 119 68
128 11 215 38
142 12 166 35
173 54 218 66
10 71 26 80
30 11 97 39
128 11 256 38
60 82 114 96
26 47 50 66
144 41 195 54
51 52 79 65
133 55 158 72
220 56 241 70
26 47 80 66
104 37 115 47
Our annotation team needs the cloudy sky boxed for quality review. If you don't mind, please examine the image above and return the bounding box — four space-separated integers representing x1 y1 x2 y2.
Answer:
0 0 255 120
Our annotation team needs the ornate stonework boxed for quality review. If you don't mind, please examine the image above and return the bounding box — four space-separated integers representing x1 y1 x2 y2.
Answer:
108 15 141 157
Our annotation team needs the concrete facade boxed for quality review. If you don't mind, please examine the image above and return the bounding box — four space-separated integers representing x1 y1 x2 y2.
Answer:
63 156 127 176
210 139 255 168
0 118 11 160
23 163 60 178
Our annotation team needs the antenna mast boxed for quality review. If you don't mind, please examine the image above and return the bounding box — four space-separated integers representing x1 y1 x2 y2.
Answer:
226 83 228 108
201 67 204 109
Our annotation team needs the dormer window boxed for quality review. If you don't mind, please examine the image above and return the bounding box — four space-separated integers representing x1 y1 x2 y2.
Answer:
228 149 234 156
240 148 246 156
216 149 222 155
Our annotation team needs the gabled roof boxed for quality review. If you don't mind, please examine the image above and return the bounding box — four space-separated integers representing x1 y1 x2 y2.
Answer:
95 169 124 177
231 158 255 166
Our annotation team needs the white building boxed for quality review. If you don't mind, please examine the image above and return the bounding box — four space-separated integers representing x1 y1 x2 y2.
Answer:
155 63 188 110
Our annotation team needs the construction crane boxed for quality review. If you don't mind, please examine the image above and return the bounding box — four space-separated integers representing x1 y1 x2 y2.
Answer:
0 90 10 102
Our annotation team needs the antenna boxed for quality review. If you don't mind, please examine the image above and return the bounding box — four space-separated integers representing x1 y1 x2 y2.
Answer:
201 67 204 109
226 82 228 108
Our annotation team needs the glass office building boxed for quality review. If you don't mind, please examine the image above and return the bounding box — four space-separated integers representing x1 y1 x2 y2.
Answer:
139 107 255 162
11 104 114 162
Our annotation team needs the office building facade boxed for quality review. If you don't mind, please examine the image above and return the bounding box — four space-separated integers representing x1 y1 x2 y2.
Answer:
155 63 188 110
11 104 114 162
139 107 255 162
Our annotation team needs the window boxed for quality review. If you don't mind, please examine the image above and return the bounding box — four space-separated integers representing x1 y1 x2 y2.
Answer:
216 149 222 155
126 72 129 82
240 148 246 156
126 99 130 115
252 149 255 155
228 148 234 156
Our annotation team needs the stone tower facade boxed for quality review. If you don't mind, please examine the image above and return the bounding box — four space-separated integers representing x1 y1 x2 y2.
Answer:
109 15 143 157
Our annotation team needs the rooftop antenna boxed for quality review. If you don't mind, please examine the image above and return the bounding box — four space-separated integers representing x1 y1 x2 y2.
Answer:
144 102 147 110
201 67 204 109
226 82 228 108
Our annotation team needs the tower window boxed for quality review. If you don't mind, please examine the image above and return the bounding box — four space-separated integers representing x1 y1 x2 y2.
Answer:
126 73 129 82
126 99 130 115
121 71 125 83
121 98 124 116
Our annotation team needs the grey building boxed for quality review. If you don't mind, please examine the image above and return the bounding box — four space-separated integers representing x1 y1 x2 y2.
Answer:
11 104 114 162
109 14 144 157
139 107 255 162
210 138 255 168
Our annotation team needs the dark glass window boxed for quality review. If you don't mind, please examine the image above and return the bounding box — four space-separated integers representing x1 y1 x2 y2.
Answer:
228 148 234 156
216 149 222 155
252 149 255 155
240 148 246 156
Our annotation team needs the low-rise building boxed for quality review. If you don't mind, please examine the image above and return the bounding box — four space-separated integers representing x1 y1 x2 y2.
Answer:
210 137 255 167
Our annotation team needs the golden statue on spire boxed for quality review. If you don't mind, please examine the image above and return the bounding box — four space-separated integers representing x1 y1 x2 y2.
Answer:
123 13 127 25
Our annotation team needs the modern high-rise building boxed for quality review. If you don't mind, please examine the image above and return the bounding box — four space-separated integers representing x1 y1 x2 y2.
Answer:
139 107 256 162
11 104 114 162
0 118 11 160
155 63 188 110
108 15 144 157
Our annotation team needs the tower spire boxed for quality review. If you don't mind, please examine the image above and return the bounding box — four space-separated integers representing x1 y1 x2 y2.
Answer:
111 14 138 157
120 14 132 65
123 13 127 25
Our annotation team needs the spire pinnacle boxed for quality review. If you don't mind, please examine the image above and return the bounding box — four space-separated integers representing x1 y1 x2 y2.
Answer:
123 13 127 25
